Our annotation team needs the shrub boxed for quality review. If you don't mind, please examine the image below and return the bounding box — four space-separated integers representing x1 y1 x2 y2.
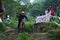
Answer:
0 33 10 40
3 19 17 28
0 22 5 31
25 19 35 32
15 32 36 40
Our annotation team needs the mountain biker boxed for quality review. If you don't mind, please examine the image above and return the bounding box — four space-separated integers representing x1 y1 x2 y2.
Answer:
17 11 28 33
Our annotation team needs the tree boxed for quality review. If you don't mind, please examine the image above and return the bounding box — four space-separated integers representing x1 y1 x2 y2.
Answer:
28 2 45 17
44 0 60 11
2 0 29 17
2 0 19 16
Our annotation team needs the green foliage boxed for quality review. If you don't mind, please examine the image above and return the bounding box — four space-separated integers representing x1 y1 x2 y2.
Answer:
15 32 36 40
44 0 60 11
25 19 35 32
0 32 36 40
2 0 18 16
0 33 10 40
0 23 5 31
53 17 60 24
29 2 45 17
19 5 29 12
2 0 29 17
42 17 59 31
35 21 58 33
3 19 17 28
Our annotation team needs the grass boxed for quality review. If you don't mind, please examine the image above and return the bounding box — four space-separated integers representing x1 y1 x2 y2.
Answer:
15 32 36 40
0 32 36 40
0 23 5 31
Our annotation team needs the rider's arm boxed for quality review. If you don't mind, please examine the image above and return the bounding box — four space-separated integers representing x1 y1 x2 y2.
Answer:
24 16 28 21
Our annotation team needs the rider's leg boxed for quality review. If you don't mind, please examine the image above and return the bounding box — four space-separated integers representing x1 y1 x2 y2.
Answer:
21 22 24 33
19 22 23 33
17 21 20 33
20 22 23 28
22 22 24 28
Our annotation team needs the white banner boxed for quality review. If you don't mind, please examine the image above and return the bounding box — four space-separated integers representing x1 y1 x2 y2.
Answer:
35 14 51 23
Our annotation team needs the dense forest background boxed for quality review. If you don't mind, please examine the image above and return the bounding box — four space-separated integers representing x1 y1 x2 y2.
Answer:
2 0 60 17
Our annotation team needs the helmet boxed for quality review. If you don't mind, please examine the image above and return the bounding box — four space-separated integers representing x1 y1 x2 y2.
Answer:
21 11 25 13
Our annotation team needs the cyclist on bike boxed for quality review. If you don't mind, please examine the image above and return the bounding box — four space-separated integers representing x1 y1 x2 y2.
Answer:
17 11 28 33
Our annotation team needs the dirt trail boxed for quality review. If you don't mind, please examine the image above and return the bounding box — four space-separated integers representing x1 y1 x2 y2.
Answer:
29 33 50 40
3 27 17 40
2 27 50 40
